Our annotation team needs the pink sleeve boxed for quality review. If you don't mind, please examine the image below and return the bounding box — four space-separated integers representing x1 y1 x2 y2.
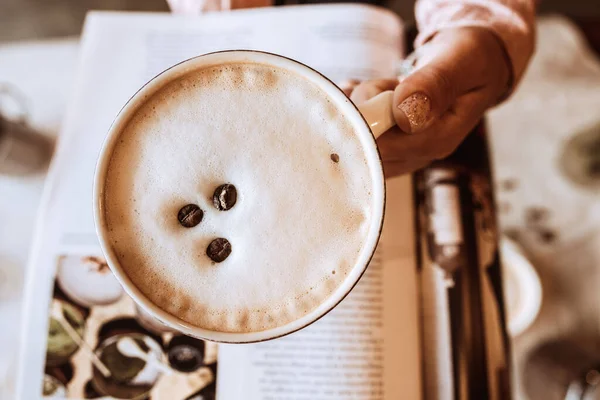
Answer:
415 0 537 89
166 0 224 13
166 0 271 13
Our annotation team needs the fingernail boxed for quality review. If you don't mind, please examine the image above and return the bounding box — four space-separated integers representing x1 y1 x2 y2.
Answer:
397 92 431 133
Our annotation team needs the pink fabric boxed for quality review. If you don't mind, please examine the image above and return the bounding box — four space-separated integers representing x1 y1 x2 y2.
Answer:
415 0 536 89
167 0 226 13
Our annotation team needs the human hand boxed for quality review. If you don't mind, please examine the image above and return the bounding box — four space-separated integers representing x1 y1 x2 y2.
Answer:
343 27 511 177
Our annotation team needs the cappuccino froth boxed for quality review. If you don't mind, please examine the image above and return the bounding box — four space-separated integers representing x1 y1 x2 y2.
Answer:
103 61 375 333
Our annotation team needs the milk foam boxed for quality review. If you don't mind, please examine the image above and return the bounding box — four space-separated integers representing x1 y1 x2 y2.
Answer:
103 62 374 333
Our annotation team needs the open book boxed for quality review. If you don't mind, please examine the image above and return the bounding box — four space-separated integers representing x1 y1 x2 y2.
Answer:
16 5 422 399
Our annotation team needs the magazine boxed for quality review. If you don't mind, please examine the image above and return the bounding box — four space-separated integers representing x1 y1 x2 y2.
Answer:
15 5 424 400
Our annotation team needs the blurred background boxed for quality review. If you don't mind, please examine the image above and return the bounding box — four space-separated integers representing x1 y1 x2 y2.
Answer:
1 0 600 42
1 1 600 400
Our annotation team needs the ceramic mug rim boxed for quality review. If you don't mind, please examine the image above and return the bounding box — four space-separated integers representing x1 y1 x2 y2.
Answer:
93 50 386 343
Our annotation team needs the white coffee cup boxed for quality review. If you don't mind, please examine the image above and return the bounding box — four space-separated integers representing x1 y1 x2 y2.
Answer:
93 50 397 343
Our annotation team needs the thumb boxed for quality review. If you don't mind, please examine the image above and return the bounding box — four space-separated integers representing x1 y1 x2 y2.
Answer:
392 27 509 134
393 60 461 134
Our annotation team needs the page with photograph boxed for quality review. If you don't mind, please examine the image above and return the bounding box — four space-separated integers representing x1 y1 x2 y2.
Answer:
15 6 414 399
40 253 219 399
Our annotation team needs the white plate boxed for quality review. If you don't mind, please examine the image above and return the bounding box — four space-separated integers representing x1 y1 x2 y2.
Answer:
501 236 543 337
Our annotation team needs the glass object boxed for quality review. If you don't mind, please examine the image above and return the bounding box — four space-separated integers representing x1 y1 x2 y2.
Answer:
0 84 53 176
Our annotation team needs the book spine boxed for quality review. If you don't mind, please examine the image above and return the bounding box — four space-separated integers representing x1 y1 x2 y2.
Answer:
415 122 512 400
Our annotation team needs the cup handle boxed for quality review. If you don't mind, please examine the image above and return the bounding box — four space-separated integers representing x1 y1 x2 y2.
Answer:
357 90 396 139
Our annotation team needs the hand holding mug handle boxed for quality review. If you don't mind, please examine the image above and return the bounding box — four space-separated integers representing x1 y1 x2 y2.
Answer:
357 90 396 139
343 27 514 177
354 49 422 139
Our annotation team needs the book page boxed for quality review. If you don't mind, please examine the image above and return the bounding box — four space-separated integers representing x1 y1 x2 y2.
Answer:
55 5 403 250
14 6 413 400
218 176 421 400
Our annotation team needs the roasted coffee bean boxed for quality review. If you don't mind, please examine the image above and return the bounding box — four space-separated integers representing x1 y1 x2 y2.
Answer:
330 153 340 163
213 184 237 211
206 238 232 262
178 204 203 228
